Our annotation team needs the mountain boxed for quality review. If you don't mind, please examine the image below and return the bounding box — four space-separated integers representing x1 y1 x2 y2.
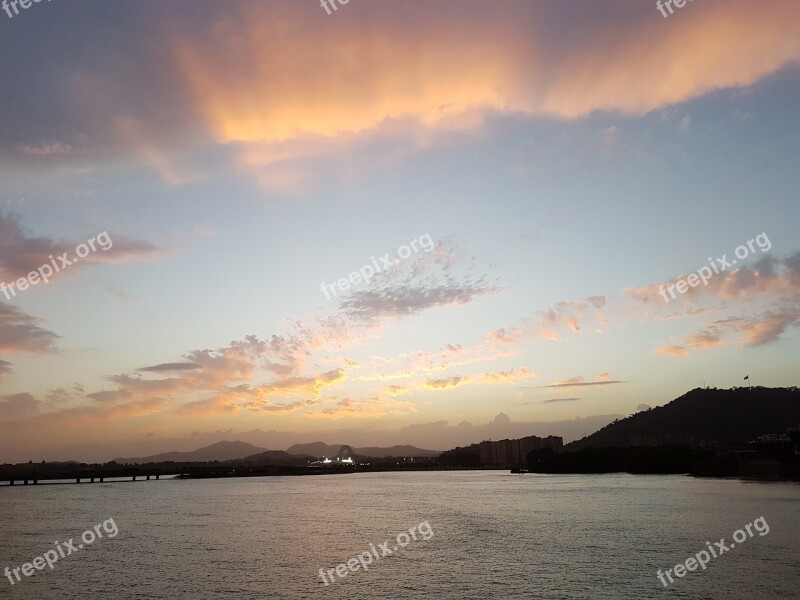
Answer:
285 442 440 458
285 442 339 457
568 387 800 451
355 445 440 458
114 441 268 464
236 450 309 466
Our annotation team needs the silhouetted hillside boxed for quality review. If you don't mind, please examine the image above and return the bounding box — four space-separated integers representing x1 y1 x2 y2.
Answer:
237 450 309 466
114 441 268 464
285 442 440 458
568 387 800 450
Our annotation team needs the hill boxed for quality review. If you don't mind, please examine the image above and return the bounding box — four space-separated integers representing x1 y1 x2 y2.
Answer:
114 441 268 464
568 387 800 450
237 450 309 466
285 442 440 458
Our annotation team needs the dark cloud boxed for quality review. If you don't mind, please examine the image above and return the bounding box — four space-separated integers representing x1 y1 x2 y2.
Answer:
0 358 13 379
138 362 202 373
542 397 581 403
0 211 162 281
545 380 623 388
340 280 497 323
0 302 60 354
0 393 40 422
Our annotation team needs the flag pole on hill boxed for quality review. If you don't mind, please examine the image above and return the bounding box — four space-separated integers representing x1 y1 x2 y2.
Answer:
744 374 751 389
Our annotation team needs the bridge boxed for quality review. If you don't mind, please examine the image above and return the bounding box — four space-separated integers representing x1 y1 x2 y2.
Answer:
0 463 337 486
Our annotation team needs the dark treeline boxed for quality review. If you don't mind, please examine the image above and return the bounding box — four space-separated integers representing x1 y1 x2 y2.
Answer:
438 446 480 467
526 446 710 474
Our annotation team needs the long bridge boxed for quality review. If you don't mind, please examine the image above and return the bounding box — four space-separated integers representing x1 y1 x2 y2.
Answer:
0 463 352 486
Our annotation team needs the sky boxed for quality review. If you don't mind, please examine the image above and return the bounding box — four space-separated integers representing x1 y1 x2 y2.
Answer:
0 0 798 463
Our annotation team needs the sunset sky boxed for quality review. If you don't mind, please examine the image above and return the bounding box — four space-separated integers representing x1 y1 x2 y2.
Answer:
1 0 798 462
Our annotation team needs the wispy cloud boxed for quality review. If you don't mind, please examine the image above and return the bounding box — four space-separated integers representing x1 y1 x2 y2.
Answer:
544 374 624 388
0 303 59 355
542 397 581 404
0 211 163 281
422 368 536 392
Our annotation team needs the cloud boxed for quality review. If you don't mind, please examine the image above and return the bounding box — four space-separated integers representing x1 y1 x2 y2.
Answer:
656 345 689 357
0 358 13 379
0 211 162 282
173 369 346 416
0 393 40 422
384 385 408 397
422 376 468 391
3 1 798 194
626 252 800 309
35 235 497 423
340 280 498 323
489 296 607 345
624 251 800 353
306 396 418 420
0 303 60 354
359 371 414 382
162 1 800 190
46 388 73 403
422 368 536 392
542 397 581 404
682 310 800 349
545 374 624 388
479 368 537 384
176 4 800 134
137 362 202 373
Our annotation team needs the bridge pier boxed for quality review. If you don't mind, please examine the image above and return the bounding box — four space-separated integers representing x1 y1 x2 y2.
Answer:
156 474 160 480
23 479 28 485
76 477 81 484
9 479 13 486
99 477 104 483
132 475 136 481
90 477 95 483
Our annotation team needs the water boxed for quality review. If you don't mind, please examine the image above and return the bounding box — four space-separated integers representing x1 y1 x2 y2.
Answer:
1 472 798 599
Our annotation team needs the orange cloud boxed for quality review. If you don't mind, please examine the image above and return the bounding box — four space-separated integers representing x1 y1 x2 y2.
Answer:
630 253 800 354
170 1 800 189
488 297 607 346
422 376 468 391
306 396 417 420
384 385 408 397
421 368 537 392
656 345 689 357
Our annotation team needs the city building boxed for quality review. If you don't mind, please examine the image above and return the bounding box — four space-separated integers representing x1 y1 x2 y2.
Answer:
478 435 563 466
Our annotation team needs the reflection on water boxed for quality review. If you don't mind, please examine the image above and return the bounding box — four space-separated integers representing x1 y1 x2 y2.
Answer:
1 472 798 599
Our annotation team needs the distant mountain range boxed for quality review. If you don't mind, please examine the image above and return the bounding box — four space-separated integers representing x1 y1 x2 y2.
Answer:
114 440 440 464
567 386 800 450
114 441 268 464
113 388 800 465
285 442 440 458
